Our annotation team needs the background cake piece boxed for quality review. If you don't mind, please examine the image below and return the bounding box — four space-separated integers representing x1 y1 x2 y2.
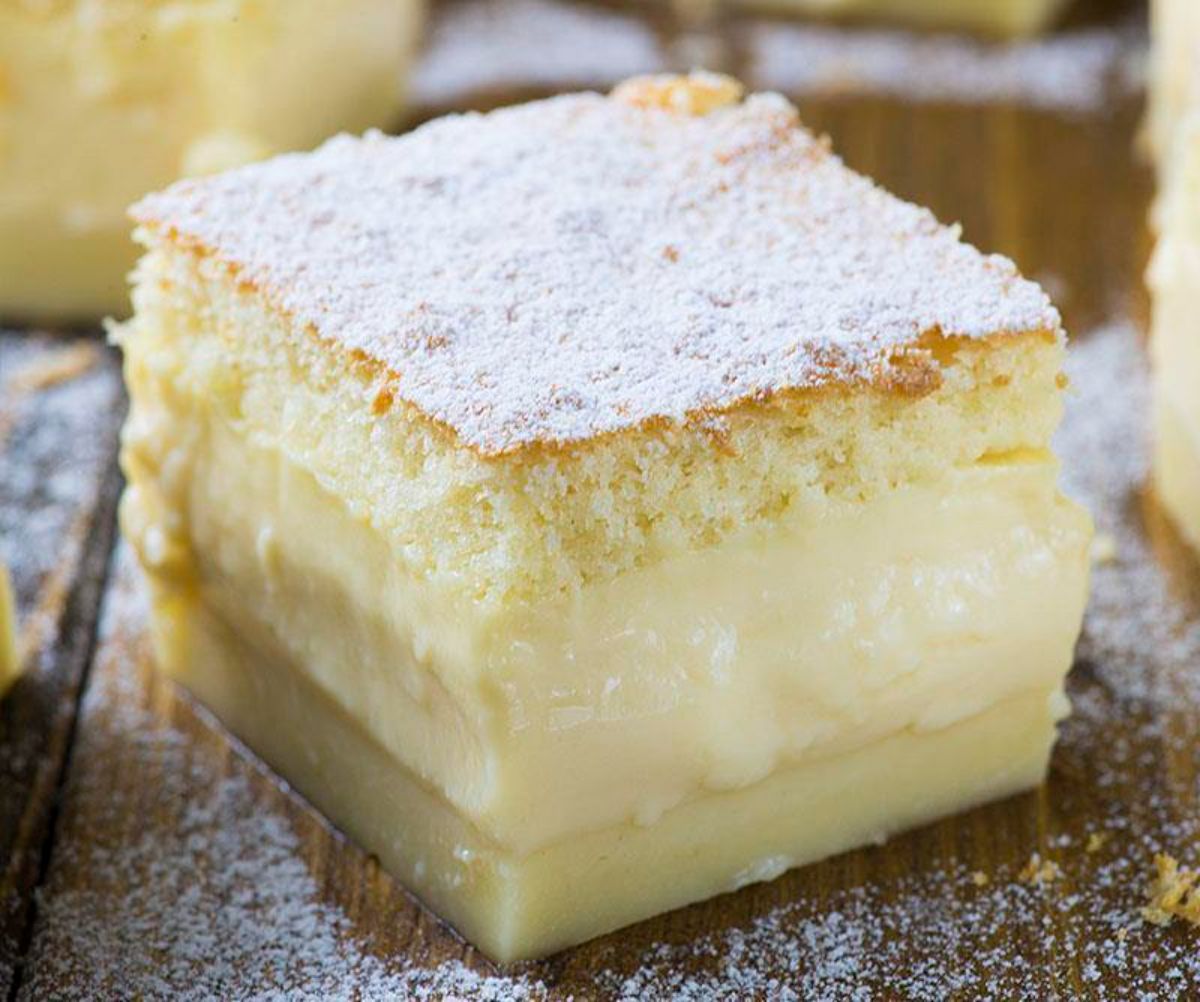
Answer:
728 0 1071 36
0 0 424 323
1148 0 1200 552
118 73 1091 960
1147 0 1200 169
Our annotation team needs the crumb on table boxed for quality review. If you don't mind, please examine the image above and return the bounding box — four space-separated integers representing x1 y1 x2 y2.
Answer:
1018 854 1061 885
1142 853 1200 928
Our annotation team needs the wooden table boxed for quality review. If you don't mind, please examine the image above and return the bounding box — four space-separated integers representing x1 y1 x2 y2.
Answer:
5 1 1199 997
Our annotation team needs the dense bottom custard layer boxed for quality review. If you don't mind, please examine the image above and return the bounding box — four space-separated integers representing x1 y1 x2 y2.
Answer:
737 0 1067 35
153 593 1064 961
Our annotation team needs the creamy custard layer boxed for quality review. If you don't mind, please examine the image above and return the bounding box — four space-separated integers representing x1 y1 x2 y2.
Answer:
153 592 1064 962
122 369 1092 854
0 0 422 321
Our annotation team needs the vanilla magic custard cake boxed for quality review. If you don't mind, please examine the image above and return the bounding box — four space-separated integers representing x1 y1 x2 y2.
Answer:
733 0 1070 36
117 72 1092 961
0 0 423 322
1148 0 1200 552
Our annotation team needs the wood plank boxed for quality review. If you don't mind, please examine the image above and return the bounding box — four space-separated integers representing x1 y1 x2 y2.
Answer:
0 334 124 996
19 2 1200 997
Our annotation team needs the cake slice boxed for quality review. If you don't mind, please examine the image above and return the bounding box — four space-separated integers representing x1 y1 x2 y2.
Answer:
0 0 423 322
1149 0 1200 552
733 0 1070 36
1148 0 1200 168
117 72 1092 962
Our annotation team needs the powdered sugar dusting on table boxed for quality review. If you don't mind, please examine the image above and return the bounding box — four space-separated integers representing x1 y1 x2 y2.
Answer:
606 325 1200 996
0 336 117 612
410 0 1144 118
748 20 1145 114
133 90 1058 454
412 0 664 108
18 550 556 1002
21 323 1200 998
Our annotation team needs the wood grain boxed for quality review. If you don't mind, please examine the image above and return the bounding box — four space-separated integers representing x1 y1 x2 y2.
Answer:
10 1 1200 997
0 334 124 996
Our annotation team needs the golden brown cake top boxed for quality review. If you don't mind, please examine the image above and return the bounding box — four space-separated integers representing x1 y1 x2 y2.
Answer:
132 73 1060 456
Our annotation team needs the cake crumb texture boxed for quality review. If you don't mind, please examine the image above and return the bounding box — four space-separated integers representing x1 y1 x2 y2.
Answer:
119 244 1066 606
1018 854 1061 885
611 71 745 114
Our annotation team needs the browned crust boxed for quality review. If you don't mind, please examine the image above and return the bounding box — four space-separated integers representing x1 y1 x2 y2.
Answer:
133 219 1061 464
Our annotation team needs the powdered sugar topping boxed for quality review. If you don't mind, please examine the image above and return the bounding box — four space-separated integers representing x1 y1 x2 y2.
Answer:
133 89 1059 454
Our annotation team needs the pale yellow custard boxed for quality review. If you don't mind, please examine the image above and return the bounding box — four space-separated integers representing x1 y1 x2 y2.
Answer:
0 0 423 322
118 73 1092 961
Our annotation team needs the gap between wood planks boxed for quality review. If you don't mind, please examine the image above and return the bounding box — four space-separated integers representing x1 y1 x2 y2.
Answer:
1 361 126 1002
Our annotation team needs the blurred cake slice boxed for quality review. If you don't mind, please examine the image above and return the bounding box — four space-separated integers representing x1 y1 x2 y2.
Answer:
1149 0 1200 552
1148 0 1200 168
118 72 1092 961
0 0 423 323
733 0 1070 36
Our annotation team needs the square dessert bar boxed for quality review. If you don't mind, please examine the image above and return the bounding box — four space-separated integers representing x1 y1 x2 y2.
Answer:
0 0 423 321
118 73 1092 961
737 0 1069 35
1150 0 1200 553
